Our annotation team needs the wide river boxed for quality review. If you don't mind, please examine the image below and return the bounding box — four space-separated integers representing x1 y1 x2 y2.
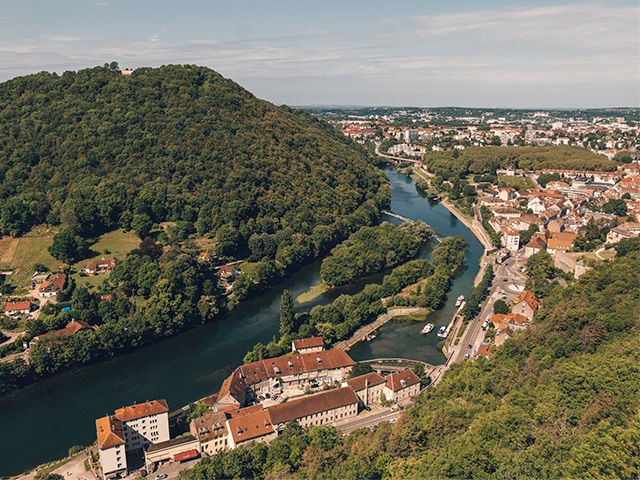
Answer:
0 166 482 475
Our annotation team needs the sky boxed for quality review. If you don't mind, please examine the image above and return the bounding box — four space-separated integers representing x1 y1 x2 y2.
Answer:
1 0 638 108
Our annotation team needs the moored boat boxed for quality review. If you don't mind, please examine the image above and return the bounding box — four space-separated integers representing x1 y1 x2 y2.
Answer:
421 323 435 335
437 325 447 338
455 295 465 307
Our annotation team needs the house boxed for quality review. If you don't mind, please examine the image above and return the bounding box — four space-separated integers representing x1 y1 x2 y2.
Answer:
292 336 325 354
494 327 514 347
547 231 577 254
38 273 66 297
497 187 517 201
82 257 118 275
606 225 640 244
476 343 497 357
96 399 170 479
189 411 229 457
219 265 239 280
4 300 32 317
505 313 529 331
215 348 355 410
524 232 548 257
502 226 520 251
382 369 421 403
344 372 386 406
32 319 93 344
512 290 539 320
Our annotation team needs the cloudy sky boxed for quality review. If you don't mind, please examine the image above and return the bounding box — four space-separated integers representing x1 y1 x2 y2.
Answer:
2 0 638 107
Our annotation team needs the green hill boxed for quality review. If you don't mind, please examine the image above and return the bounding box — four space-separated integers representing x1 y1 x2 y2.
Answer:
0 64 388 257
182 249 640 479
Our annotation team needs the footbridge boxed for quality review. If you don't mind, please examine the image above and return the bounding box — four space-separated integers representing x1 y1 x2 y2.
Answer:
359 358 439 377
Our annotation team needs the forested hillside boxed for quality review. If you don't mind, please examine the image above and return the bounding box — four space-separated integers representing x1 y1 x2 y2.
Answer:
423 145 616 176
182 249 640 479
0 64 387 258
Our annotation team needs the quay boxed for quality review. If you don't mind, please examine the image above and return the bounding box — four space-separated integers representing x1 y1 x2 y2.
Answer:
334 307 427 351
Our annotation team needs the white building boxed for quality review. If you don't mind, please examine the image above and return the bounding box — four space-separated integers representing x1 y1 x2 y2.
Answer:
96 399 170 479
502 226 521 251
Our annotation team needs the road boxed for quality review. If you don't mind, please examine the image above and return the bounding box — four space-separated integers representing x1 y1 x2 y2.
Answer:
334 405 402 434
448 252 528 364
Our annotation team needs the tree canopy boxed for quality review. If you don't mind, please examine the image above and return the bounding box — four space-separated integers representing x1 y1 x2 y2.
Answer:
0 64 387 252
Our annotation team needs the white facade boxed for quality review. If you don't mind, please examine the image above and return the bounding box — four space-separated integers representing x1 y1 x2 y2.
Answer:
122 411 169 451
98 445 126 479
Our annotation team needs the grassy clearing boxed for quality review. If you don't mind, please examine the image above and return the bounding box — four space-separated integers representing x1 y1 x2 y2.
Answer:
296 283 329 304
498 175 535 190
237 261 260 275
396 276 434 298
0 229 60 285
70 229 140 291
88 229 140 259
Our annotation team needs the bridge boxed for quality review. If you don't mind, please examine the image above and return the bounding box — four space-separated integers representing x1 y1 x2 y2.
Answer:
359 358 439 377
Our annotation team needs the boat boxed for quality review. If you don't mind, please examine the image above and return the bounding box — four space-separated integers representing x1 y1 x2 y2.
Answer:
361 334 376 341
437 325 447 338
421 323 435 335
455 295 465 307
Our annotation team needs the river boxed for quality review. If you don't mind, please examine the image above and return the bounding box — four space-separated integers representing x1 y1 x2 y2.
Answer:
0 166 482 476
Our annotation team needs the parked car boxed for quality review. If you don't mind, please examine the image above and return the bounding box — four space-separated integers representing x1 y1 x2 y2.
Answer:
155 474 167 480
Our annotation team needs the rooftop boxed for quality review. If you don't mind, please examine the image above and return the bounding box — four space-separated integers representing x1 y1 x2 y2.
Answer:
267 387 359 425
114 399 169 422
345 372 386 391
385 369 421 392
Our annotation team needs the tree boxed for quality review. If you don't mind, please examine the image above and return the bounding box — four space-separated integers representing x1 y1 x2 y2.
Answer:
601 199 627 217
279 290 295 338
48 227 88 263
131 213 153 239
348 362 374 379
493 299 509 314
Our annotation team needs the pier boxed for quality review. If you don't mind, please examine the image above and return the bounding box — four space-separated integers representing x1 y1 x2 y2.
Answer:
334 307 427 351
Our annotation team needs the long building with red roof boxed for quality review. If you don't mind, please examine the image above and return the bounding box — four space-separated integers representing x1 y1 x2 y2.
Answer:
216 348 355 410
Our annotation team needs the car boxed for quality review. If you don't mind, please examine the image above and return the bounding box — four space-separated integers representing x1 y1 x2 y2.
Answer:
467 344 472 349
464 353 470 359
503 277 508 282
155 474 168 480
389 418 397 424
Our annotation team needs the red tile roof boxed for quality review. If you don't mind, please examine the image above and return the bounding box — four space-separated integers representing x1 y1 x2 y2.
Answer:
346 372 386 391
385 370 421 392
114 399 168 422
514 290 539 311
95 416 125 449
4 301 31 312
227 409 274 444
292 336 325 350
174 449 200 462
267 387 359 425
39 273 66 293
219 349 354 405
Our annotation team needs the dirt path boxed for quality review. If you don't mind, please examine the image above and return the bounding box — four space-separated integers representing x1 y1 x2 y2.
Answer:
0 237 19 265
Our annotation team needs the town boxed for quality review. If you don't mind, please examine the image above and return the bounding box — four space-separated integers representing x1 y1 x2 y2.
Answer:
94 338 423 479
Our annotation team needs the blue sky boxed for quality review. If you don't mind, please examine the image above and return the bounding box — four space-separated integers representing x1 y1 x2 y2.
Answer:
2 0 638 107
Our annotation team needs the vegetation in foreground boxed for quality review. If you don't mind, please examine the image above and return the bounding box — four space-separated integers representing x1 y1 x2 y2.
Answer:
183 249 640 480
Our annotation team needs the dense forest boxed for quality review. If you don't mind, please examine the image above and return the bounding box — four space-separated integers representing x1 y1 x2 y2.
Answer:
423 145 616 176
319 221 433 286
0 64 393 393
0 64 387 260
182 248 639 479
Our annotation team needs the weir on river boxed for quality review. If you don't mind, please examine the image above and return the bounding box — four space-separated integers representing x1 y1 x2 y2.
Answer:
0 166 483 476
